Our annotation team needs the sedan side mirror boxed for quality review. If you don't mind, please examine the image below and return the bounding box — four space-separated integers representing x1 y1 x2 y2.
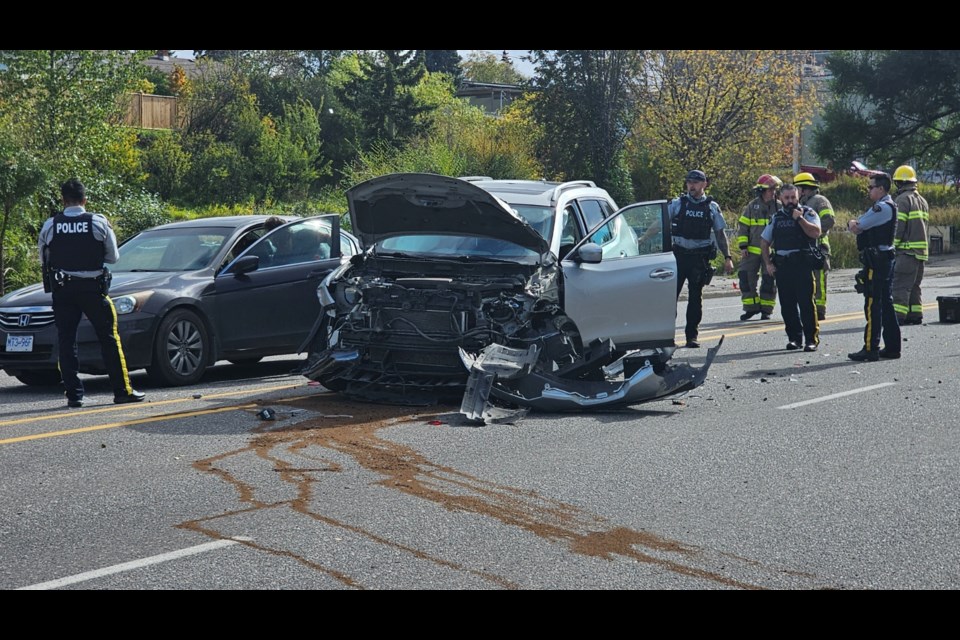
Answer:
230 255 260 275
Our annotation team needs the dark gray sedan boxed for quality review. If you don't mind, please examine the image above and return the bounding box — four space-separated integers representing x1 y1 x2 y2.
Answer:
0 214 358 387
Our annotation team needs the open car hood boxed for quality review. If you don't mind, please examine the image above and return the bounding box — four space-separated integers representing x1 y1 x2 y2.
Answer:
346 173 550 254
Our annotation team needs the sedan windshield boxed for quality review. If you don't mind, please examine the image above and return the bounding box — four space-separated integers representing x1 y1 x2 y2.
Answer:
114 228 230 272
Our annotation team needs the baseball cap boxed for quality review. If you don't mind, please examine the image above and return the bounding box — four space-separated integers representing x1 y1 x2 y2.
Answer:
685 169 707 182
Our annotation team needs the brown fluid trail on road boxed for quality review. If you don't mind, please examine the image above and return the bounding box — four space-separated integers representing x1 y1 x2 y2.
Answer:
181 394 778 589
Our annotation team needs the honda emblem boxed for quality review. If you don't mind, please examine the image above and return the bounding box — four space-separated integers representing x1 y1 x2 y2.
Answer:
18 314 31 327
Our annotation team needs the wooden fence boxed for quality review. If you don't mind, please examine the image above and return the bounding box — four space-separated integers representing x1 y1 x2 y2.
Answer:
124 92 182 130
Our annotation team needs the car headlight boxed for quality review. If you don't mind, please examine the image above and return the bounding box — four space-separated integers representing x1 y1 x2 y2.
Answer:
112 291 154 315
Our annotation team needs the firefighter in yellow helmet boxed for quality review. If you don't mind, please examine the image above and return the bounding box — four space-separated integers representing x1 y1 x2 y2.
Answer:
737 174 780 320
891 165 929 325
793 172 835 320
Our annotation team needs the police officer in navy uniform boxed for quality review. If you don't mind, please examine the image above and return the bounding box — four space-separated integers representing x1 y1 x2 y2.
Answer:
38 178 145 407
760 184 822 352
667 169 734 348
846 172 901 361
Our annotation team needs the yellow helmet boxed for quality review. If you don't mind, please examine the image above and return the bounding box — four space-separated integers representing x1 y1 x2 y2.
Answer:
893 165 917 182
793 172 819 187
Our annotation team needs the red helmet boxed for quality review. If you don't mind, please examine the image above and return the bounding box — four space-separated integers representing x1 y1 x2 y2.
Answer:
754 174 783 190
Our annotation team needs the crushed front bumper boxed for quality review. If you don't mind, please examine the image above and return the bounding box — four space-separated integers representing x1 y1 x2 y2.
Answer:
459 337 723 423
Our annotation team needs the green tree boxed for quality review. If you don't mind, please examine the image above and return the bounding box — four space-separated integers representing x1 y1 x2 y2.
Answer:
0 50 151 288
342 73 540 188
239 50 347 120
461 51 527 84
177 58 327 208
0 50 150 195
813 50 960 173
0 125 47 294
336 50 431 152
633 50 821 206
423 50 463 85
141 130 191 200
528 50 644 203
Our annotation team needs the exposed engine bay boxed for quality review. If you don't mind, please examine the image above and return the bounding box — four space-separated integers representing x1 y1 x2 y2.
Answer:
299 252 720 424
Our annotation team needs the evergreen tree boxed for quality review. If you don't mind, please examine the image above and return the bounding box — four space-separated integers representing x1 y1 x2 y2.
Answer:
813 50 960 173
424 50 463 85
528 50 643 201
336 50 431 151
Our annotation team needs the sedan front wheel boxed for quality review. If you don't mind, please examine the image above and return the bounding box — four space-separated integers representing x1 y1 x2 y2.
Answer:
147 308 210 386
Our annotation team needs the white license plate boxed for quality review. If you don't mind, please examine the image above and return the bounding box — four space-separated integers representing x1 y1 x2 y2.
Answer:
6 334 34 352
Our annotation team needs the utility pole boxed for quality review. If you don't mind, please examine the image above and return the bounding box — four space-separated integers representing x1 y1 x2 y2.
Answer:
793 54 802 175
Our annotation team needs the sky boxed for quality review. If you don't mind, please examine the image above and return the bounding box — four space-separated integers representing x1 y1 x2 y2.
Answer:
169 50 536 77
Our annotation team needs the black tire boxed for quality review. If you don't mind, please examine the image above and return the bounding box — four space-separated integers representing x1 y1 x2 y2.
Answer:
14 370 62 386
228 357 262 366
147 308 210 386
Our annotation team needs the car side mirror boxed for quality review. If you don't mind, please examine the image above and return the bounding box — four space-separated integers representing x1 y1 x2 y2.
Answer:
230 255 260 275
576 242 602 264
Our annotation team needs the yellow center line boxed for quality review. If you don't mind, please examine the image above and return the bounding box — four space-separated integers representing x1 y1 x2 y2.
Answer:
0 404 260 445
680 301 940 344
0 382 304 428
677 311 863 343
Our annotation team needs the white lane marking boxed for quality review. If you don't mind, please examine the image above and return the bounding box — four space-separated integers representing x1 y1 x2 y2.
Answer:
16 537 250 590
778 382 896 410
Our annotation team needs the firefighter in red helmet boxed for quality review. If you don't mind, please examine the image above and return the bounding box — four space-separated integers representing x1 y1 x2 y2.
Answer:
736 174 781 320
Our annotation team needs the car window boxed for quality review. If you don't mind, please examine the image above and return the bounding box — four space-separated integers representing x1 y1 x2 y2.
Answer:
559 205 581 259
624 202 669 255
580 199 612 245
114 229 227 272
245 218 335 267
339 234 357 256
586 216 640 260
223 229 265 266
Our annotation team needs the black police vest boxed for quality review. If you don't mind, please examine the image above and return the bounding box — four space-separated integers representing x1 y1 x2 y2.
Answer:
856 200 897 251
48 212 104 271
771 208 811 251
671 195 715 240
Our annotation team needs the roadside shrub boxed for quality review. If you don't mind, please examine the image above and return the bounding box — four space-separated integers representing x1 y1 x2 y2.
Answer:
2 225 42 293
76 175 170 241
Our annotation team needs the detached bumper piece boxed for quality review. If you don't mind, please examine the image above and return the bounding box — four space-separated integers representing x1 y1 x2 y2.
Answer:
460 337 723 423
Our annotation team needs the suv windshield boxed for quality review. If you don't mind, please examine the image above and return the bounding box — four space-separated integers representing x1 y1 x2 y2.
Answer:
379 235 538 259
508 204 555 241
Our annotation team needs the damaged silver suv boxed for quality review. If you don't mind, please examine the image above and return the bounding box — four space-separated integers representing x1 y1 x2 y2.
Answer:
299 173 721 422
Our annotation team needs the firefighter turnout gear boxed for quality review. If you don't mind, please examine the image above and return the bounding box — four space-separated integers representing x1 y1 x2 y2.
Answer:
893 172 929 324
737 191 778 319
795 174 835 321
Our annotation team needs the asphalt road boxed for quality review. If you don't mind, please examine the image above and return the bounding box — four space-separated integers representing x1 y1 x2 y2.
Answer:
2 268 959 590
